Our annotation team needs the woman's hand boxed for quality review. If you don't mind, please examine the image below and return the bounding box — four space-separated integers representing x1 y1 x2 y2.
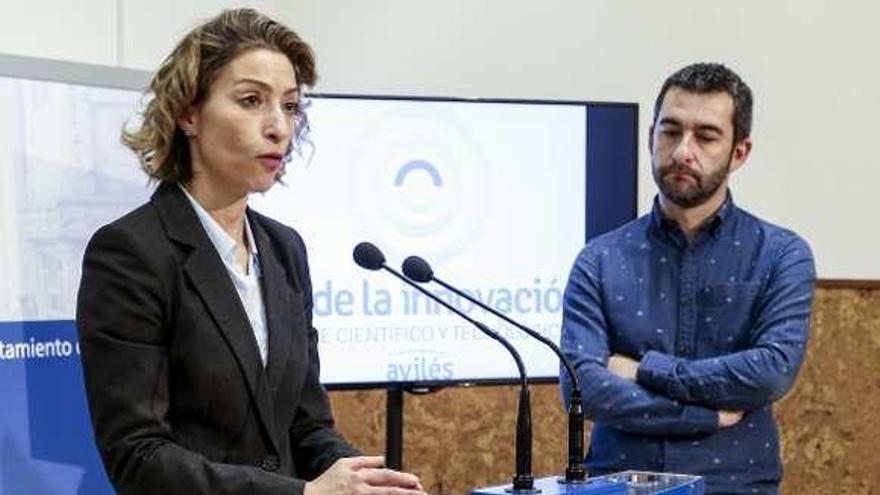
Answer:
304 456 425 495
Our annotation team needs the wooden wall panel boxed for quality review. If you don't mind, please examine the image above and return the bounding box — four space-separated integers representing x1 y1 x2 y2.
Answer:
328 287 880 494
775 287 880 494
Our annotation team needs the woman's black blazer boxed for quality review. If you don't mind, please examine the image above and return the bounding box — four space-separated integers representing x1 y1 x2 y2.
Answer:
76 182 359 495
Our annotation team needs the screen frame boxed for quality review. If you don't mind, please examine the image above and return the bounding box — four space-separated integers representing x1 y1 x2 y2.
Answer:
306 94 639 390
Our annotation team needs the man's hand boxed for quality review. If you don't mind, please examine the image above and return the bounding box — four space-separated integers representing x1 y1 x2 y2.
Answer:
718 410 744 428
607 354 639 381
304 456 425 495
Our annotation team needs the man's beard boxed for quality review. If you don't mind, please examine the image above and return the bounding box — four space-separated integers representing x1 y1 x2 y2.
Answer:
652 157 730 208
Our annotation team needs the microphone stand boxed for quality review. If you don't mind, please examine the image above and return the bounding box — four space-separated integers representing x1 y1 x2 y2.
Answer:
404 257 586 483
379 264 538 493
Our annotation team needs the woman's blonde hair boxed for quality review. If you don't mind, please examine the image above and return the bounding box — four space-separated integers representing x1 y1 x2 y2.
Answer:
122 8 316 183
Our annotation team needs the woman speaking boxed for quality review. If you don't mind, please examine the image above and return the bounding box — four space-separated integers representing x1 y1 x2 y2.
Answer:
76 8 423 495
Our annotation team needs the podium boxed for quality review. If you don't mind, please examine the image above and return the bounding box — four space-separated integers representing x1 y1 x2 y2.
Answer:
472 471 704 495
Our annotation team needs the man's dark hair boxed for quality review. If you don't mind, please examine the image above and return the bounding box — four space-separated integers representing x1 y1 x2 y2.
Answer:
653 63 753 143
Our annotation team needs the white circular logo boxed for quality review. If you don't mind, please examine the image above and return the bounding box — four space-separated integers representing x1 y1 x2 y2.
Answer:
348 105 487 264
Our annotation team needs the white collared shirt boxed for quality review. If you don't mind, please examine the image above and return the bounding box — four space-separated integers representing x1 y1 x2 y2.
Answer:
180 186 269 366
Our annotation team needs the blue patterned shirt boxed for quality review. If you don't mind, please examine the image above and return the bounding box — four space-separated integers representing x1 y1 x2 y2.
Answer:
560 193 816 494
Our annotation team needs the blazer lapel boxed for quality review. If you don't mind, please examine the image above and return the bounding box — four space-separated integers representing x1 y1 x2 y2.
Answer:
249 214 296 394
152 183 280 454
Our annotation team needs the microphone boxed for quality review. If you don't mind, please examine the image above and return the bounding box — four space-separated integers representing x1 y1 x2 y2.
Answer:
353 242 537 493
402 255 587 484
353 241 385 270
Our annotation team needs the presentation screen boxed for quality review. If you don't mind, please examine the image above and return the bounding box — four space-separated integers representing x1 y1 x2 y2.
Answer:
250 94 637 387
0 57 635 493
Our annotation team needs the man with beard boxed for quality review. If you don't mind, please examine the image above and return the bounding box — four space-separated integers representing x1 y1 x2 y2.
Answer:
559 63 816 494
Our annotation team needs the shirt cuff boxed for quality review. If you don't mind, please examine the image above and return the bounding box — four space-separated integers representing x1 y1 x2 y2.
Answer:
637 350 677 394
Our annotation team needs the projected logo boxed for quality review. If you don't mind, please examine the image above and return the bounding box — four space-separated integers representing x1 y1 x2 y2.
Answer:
348 107 487 264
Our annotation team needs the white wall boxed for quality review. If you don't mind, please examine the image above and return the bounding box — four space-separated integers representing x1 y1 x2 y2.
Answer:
0 0 286 67
0 0 117 66
1 0 876 279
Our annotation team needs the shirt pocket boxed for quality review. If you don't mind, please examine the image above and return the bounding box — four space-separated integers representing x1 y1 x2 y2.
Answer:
697 282 762 352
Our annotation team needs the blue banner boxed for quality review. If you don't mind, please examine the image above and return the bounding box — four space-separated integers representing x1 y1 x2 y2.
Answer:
0 320 113 495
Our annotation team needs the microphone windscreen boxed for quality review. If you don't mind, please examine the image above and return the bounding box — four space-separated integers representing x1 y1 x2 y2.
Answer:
402 256 433 282
353 242 385 270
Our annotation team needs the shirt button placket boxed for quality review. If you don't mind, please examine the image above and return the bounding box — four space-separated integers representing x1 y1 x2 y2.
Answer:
677 249 697 357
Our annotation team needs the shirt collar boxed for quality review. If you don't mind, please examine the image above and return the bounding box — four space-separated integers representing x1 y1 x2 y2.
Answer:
651 190 736 239
179 185 258 263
